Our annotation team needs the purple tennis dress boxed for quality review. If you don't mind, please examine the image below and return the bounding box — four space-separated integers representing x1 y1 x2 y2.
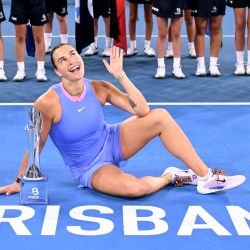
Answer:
50 78 126 188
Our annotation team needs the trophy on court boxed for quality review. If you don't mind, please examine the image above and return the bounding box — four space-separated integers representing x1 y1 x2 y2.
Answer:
20 107 48 205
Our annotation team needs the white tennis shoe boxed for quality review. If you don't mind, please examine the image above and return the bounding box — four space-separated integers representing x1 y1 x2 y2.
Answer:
197 168 246 194
13 69 26 82
234 62 245 75
84 43 99 56
162 167 198 186
155 66 166 79
0 68 7 81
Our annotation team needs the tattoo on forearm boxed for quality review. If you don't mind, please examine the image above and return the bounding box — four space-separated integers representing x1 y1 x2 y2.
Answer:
129 97 137 109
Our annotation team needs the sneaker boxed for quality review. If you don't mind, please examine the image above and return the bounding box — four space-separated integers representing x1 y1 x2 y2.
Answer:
35 68 47 82
102 46 110 57
126 47 138 57
162 167 198 186
155 66 166 79
165 48 174 58
234 62 245 76
188 46 196 58
84 43 99 56
209 64 221 77
0 68 7 81
246 64 250 76
195 63 206 77
172 66 185 79
144 46 156 57
45 46 52 54
13 69 26 82
197 168 246 194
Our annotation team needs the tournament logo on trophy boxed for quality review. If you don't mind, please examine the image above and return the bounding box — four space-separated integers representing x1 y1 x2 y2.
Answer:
20 107 48 205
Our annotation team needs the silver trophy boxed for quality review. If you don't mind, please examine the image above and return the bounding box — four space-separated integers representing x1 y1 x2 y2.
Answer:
20 107 48 205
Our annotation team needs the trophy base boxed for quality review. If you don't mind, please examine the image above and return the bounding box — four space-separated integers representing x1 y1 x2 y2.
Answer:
20 175 48 205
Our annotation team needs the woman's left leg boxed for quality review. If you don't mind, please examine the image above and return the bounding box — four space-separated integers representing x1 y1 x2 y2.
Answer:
120 109 209 177
91 164 172 197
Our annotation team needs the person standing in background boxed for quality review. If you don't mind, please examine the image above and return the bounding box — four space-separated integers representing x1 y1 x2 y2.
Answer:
84 0 113 57
9 0 48 81
190 0 226 77
44 0 68 54
126 0 156 57
227 0 250 75
152 0 186 79
166 1 196 58
0 0 7 81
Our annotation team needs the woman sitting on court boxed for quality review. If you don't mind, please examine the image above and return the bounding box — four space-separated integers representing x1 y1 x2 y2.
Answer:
0 44 245 197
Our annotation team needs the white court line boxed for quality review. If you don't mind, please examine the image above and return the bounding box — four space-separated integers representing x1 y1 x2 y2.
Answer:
1 102 250 106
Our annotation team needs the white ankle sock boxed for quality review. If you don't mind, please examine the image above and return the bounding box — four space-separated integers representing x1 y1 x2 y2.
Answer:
173 57 181 68
145 40 151 48
60 33 68 44
130 40 136 49
197 57 205 66
157 58 165 68
197 169 212 181
44 32 52 48
17 62 25 71
210 57 218 66
37 61 45 71
236 51 244 64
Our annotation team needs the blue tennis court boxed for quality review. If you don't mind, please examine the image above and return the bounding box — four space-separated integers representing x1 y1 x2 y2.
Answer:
0 2 250 250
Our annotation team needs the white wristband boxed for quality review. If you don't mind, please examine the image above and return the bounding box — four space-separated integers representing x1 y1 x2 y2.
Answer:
115 71 126 81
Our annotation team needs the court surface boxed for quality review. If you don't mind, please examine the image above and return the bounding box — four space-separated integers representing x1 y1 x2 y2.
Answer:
0 104 249 250
0 3 250 250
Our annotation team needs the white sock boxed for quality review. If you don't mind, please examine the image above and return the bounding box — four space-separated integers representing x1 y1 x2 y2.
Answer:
168 42 173 50
37 61 45 71
44 32 52 48
144 40 151 48
130 40 136 49
197 57 205 66
173 57 181 68
17 62 25 71
60 33 68 44
105 37 111 48
248 50 250 65
94 36 98 48
236 51 244 64
188 42 195 49
157 58 165 68
210 57 218 66
0 61 4 68
197 169 212 181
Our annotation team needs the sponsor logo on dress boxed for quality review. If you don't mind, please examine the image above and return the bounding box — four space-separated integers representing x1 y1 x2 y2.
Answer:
77 106 86 112
11 16 17 21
